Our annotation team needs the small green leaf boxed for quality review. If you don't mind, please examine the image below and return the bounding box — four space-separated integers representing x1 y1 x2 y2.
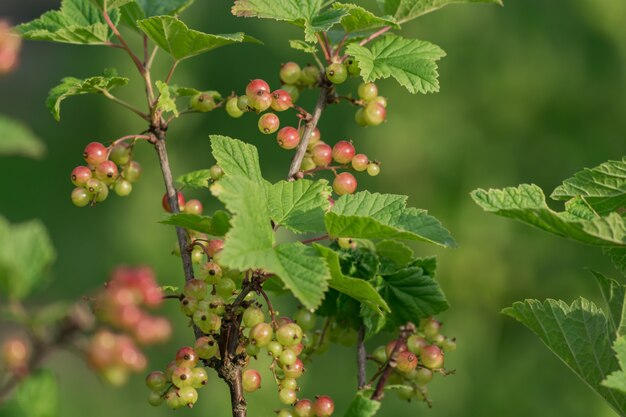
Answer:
160 285 180 293
0 216 56 300
332 3 399 33
346 35 445 94
47 71 128 121
325 191 456 247
155 80 179 116
0 370 58 417
315 244 390 314
17 0 117 45
137 16 260 61
289 39 318 54
0 114 45 159
121 0 195 26
210 135 263 182
551 158 626 216
593 270 626 338
176 169 211 189
375 239 414 268
603 336 626 394
160 213 215 235
378 0 503 24
266 179 331 234
471 184 626 247
343 392 381 417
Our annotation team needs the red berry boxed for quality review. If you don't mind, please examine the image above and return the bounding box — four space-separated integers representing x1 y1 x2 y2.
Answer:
280 62 302 84
258 113 280 134
83 142 108 166
162 192 185 213
245 79 271 98
396 351 418 373
95 161 119 182
207 239 224 257
277 127 300 150
184 199 203 215
271 89 293 112
351 154 369 171
311 143 332 167
249 92 272 112
294 399 313 417
175 346 199 368
385 340 407 358
420 345 444 369
71 165 92 186
313 396 335 417
331 141 355 165
363 102 386 126
282 358 304 379
333 172 357 196
242 369 262 392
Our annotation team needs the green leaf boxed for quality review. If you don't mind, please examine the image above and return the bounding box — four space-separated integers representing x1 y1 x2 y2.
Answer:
315 244 390 314
346 35 445 94
503 298 626 414
266 179 331 234
375 239 414 269
378 0 503 24
160 213 223 235
130 0 194 17
47 72 128 121
0 370 58 417
563 196 597 221
0 216 56 300
155 80 179 116
593 270 626 338
379 264 449 326
17 0 117 45
137 16 260 61
210 135 263 182
289 39 318 54
606 247 626 278
0 115 45 159
343 392 381 417
176 169 211 189
325 191 456 247
471 184 626 247
332 3 399 33
604 336 626 394
551 158 626 216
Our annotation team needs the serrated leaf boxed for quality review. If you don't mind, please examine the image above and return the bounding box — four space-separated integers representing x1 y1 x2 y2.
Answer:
176 169 211 189
346 35 445 94
343 392 381 417
119 0 196 30
503 298 626 414
325 191 456 247
593 270 626 338
0 216 56 300
378 0 503 24
266 179 331 234
471 184 626 247
379 264 448 326
160 213 218 235
155 80 178 116
289 39 318 54
137 16 260 61
210 135 263 182
333 3 399 33
0 115 45 159
551 158 626 216
46 72 128 121
563 196 597 221
375 239 414 269
315 244 390 314
17 0 117 45
604 337 626 395
0 370 58 417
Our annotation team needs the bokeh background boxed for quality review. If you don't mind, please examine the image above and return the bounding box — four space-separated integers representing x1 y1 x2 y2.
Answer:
1 0 626 416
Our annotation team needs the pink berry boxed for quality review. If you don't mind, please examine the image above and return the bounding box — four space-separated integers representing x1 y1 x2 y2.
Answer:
363 102 386 126
245 79 271 98
311 143 332 167
420 345 444 369
258 113 280 134
249 92 272 112
313 396 335 417
277 127 300 150
83 142 108 166
396 351 418 373
95 161 119 182
71 165 92 186
385 340 407 358
294 399 313 417
207 239 224 257
242 369 262 392
175 346 199 368
331 141 355 165
162 192 185 213
333 172 357 196
185 199 203 215
271 89 293 112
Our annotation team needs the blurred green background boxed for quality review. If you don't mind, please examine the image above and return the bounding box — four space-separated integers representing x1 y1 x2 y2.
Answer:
1 0 626 416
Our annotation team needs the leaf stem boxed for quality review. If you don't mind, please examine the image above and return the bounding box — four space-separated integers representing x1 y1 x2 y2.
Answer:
316 33 332 63
164 60 180 85
340 26 392 62
371 322 416 401
100 90 150 121
301 234 330 245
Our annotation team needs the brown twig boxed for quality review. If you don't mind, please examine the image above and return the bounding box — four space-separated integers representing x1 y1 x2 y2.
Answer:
357 325 367 389
371 323 416 401
300 234 330 245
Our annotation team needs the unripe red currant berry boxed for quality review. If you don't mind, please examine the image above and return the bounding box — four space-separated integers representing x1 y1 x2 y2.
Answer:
333 172 357 196
280 377 298 390
195 336 218 359
162 191 185 213
396 351 418 373
242 369 262 392
226 96 244 118
363 102 386 126
301 156 316 171
85 178 104 196
282 358 304 379
258 113 280 134
175 346 199 368
281 84 300 102
71 187 91 207
420 344 444 369
276 323 303 347
146 370 167 391
279 388 298 405
178 386 199 407
357 82 378 101
345 56 360 76
250 92 272 112
311 143 332 167
277 127 300 150
237 95 252 111
95 160 119 182
94 183 109 203
216 277 236 297
294 399 313 417
123 161 142 182
114 179 132 197
147 390 163 406
367 162 380 177
331 141 355 165
293 308 316 331
207 239 224 257
190 92 216 112
413 367 434 385
278 409 296 417
71 165 92 186
280 62 302 84
407 335 428 354
326 63 348 84
109 143 131 165
184 199 203 215
193 310 221 334
242 306 265 328
83 142 107 166
271 89 293 112
313 395 335 417
171 366 193 388
249 322 273 347
374 96 387 108
299 64 320 86
421 317 441 339
246 79 271 98
209 164 224 180
191 367 209 388
184 279 207 300
385 340 408 358
441 337 457 352
191 247 204 264
354 108 368 127
351 154 369 171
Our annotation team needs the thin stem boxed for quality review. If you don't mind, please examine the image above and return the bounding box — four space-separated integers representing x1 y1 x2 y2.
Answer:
334 34 349 60
143 35 149 66
100 90 150 121
371 323 416 401
259 288 277 329
102 0 145 74
104 41 125 49
164 60 180 85
316 33 332 63
302 165 344 176
109 134 151 147
146 46 159 71
322 33 333 61
301 234 330 245
340 26 392 61
357 325 367 389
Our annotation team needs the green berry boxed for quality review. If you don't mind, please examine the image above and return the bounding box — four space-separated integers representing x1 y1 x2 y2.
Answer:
215 277 236 298
366 163 380 177
293 308 316 331
122 161 142 182
299 65 320 86
191 367 209 388
276 323 303 347
146 371 167 391
282 84 300 102
242 306 265 328
148 390 164 406
326 63 348 84
226 97 244 118
280 62 302 84
345 56 360 76
71 187 90 207
357 82 378 101
114 179 132 197
279 388 297 405
178 386 198 407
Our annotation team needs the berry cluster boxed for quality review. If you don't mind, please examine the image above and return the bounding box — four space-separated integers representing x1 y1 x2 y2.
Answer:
371 317 456 404
88 267 171 385
161 190 204 215
278 396 335 417
146 346 209 409
70 141 143 207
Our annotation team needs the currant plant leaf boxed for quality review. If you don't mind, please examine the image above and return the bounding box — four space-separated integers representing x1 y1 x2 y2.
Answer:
210 135 263 182
0 370 58 417
47 71 129 121
119 0 195 29
551 158 626 216
160 213 231 236
137 16 260 61
342 392 381 417
289 39 318 54
176 169 212 189
0 115 45 159
265 179 331 234
503 298 626 415
332 3 399 33
375 239 414 273
346 35 446 94
325 191 456 247
315 244 390 314
471 184 626 246
0 216 56 300
603 336 626 395
606 247 626 278
592 270 626 338
377 0 503 24
155 80 178 116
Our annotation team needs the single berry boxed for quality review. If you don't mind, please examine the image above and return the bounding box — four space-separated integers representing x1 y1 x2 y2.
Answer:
109 143 131 165
148 390 164 406
279 388 297 405
237 95 252 111
226 96 244 118
185 199 203 215
191 247 204 264
374 96 387 108
145 370 167 391
279 349 297 366
85 178 105 197
2 337 29 369
114 179 132 197
266 341 283 357
191 367 209 388
95 184 109 202
194 336 218 359
413 367 433 385
313 396 335 417
282 358 304 379
209 165 224 180
178 386 199 407
180 296 198 316
281 84 300 103
407 335 428 354
249 322 273 347
276 323 303 347
357 82 378 101
294 399 313 417
71 166 92 186
293 308 316 331
242 306 265 328
441 337 457 352
207 239 224 257
421 317 441 339
396 351 418 373
395 385 415 402
363 102 386 126
215 277 236 298
366 163 380 177
354 108 368 127
162 191 185 213
311 143 332 167
351 154 369 172
299 65 320 86
249 92 272 112
337 237 355 250
184 279 208 300
326 63 348 84
165 387 183 409
280 377 298 390
278 410 296 417
345 56 360 75
83 142 108 166
190 92 216 112
420 345 444 369
258 113 280 134
246 343 260 357
372 345 387 363
242 369 262 392
301 126 321 147
71 187 91 207
280 62 302 84
172 366 193 388
95 160 119 182
277 127 300 150
193 310 222 334
331 141 355 165
246 79 271 98
333 172 357 196
271 89 293 112
123 161 143 182
301 156 316 172
199 261 222 284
